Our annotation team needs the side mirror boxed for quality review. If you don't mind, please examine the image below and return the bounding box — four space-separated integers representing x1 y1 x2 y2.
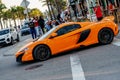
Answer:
50 33 57 39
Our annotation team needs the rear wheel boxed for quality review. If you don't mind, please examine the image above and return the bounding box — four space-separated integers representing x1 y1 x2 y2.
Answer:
33 45 51 61
98 28 114 44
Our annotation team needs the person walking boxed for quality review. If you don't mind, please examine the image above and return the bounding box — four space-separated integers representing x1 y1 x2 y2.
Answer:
38 16 45 34
45 21 51 32
33 17 40 37
108 1 115 15
93 2 103 21
60 10 65 22
28 18 36 39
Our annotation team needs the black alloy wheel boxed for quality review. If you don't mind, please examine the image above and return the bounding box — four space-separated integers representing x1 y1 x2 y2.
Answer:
98 28 114 44
33 45 51 61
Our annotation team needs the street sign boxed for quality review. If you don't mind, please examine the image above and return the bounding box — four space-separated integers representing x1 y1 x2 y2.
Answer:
20 0 30 8
24 9 30 14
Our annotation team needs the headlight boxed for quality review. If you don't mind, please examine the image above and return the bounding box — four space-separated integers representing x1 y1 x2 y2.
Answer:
20 48 29 53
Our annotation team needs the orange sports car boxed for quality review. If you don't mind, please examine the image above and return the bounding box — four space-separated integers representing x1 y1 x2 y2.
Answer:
15 16 119 62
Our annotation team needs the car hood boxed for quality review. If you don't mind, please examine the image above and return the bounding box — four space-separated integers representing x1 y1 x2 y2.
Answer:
0 34 9 39
18 41 34 52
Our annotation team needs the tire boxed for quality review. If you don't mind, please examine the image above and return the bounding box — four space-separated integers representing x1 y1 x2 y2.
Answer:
16 35 20 42
33 45 51 61
98 28 114 44
10 37 14 45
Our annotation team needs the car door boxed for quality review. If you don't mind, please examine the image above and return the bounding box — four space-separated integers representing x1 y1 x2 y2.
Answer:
10 28 17 40
13 28 18 39
48 24 81 54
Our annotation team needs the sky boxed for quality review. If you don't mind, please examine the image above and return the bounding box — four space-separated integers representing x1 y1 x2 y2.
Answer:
2 0 48 12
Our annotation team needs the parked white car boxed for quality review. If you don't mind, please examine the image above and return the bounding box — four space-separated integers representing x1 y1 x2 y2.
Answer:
0 28 20 46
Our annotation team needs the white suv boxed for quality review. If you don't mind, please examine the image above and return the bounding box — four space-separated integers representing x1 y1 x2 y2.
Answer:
0 28 20 46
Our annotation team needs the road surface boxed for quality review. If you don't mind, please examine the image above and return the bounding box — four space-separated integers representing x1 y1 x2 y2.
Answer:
0 32 120 80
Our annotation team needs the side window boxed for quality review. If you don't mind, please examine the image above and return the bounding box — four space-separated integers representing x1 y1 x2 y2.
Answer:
56 24 81 36
57 27 66 36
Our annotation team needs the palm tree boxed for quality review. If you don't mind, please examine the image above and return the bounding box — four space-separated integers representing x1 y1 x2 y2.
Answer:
7 9 13 27
41 0 67 20
10 6 17 27
29 8 43 18
41 0 53 20
2 10 8 28
49 0 56 19
0 2 6 29
16 6 25 25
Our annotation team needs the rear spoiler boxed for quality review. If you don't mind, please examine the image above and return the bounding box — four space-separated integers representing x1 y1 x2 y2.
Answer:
101 16 114 21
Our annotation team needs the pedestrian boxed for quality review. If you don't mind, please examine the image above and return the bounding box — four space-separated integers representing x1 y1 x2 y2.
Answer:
57 12 61 21
52 20 59 27
60 10 65 22
28 18 36 39
108 1 115 15
64 7 71 22
57 11 62 24
93 2 103 21
33 17 40 37
45 21 51 32
38 16 45 34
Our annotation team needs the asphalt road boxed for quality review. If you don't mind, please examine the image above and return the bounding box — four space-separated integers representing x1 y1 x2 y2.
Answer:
0 30 120 80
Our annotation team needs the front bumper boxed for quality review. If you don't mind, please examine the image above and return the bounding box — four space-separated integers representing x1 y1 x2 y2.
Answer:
16 51 34 62
0 41 7 46
16 54 24 62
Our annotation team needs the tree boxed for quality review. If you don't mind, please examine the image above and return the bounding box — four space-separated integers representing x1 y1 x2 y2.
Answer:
3 7 25 28
41 0 53 20
53 0 67 13
5 9 12 27
16 6 25 25
0 2 6 29
10 6 17 27
41 0 67 19
29 8 43 18
2 10 9 28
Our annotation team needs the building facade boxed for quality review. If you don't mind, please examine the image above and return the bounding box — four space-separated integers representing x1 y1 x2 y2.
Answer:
67 0 120 22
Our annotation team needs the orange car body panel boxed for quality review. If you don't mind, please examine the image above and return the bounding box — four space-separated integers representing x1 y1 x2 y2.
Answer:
15 16 119 62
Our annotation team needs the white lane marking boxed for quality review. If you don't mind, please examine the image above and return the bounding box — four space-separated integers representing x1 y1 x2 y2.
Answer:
70 55 86 80
112 38 120 46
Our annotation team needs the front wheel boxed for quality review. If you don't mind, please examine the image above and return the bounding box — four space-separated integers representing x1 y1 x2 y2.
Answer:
33 45 51 61
98 28 114 44
10 38 14 45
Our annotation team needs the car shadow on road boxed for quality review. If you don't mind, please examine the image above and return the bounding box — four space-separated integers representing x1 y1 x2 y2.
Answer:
15 60 44 70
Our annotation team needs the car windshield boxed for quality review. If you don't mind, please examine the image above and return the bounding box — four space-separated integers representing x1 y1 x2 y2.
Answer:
39 26 58 40
0 29 9 35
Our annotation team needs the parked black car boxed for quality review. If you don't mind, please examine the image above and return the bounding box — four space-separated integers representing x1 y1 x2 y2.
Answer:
21 25 30 36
